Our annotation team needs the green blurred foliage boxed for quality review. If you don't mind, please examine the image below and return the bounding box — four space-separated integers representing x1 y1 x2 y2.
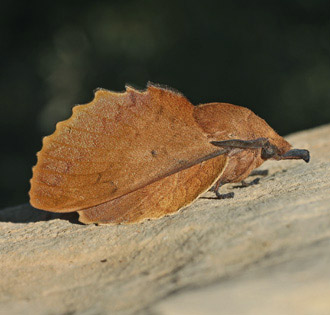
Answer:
1 0 330 207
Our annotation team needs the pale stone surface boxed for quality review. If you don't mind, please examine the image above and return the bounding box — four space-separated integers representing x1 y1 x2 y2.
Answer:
0 124 329 315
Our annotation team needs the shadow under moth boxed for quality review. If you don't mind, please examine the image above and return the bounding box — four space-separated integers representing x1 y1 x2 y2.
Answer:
29 83 310 224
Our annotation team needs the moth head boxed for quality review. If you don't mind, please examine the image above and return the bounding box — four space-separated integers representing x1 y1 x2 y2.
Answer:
262 140 310 163
260 142 279 160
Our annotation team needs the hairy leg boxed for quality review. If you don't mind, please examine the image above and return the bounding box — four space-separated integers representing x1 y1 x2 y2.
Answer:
249 169 269 176
209 180 235 199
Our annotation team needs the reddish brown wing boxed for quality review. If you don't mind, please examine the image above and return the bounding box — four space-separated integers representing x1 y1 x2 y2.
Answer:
30 84 222 212
78 155 227 224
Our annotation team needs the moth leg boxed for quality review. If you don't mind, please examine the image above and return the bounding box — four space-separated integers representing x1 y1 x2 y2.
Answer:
249 169 269 176
242 178 260 186
235 169 268 188
216 191 235 199
234 178 260 189
212 180 235 199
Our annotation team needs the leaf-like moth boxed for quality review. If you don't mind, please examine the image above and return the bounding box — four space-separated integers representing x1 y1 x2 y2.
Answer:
29 83 310 224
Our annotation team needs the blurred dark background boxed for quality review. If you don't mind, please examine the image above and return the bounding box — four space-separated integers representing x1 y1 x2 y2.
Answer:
1 0 330 208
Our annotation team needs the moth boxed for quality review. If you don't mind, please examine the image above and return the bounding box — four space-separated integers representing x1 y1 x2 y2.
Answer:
29 83 309 224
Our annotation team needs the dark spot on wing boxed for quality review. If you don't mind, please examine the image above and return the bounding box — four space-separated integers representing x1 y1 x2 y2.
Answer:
151 150 157 157
108 181 118 193
129 90 137 104
158 105 164 116
96 173 102 184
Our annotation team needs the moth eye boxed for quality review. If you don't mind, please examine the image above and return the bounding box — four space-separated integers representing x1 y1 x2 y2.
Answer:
261 144 278 159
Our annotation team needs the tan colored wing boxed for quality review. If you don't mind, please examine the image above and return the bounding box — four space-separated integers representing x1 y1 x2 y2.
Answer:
30 84 221 212
78 155 227 224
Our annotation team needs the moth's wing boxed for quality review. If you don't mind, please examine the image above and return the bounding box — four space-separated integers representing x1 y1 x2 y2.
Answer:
30 84 221 212
78 155 228 224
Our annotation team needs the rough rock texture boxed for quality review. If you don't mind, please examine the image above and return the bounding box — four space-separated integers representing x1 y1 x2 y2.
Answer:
1 124 329 315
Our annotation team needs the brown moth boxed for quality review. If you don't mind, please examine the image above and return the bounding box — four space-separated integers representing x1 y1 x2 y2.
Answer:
29 83 309 224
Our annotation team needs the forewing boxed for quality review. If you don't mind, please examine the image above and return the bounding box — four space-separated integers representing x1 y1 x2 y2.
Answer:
30 84 220 212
